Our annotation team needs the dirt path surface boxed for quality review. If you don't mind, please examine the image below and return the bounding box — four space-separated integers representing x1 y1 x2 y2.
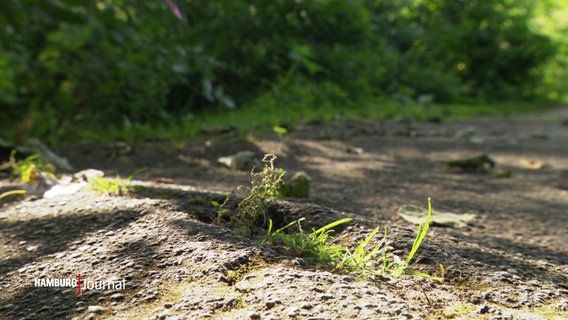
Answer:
1 107 567 319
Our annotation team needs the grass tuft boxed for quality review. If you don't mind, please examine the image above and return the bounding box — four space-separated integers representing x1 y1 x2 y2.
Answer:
263 217 352 263
264 198 442 280
9 150 55 183
88 168 147 196
214 154 285 234
216 154 442 280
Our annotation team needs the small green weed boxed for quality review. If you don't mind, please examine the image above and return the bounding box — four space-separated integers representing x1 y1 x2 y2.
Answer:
214 153 440 280
273 125 288 140
264 217 387 277
237 154 285 224
264 198 443 281
215 154 285 234
89 175 129 195
212 194 231 224
339 226 385 276
9 150 55 183
264 217 352 263
386 198 442 280
88 168 147 196
0 150 56 199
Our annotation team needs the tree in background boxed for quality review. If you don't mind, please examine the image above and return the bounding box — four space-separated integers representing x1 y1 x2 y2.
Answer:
0 0 563 142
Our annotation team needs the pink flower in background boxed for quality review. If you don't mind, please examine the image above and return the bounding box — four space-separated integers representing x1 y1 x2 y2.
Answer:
165 0 183 20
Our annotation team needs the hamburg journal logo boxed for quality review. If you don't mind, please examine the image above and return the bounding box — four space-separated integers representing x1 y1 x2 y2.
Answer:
34 274 126 294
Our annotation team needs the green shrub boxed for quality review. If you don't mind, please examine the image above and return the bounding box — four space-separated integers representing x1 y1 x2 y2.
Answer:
0 0 563 142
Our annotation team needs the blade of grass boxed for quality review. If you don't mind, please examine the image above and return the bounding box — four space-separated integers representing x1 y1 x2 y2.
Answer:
314 217 353 235
405 197 433 265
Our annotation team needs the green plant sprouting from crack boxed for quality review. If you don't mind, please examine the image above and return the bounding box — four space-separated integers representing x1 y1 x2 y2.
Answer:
212 194 231 224
214 154 285 233
263 217 352 263
88 167 147 196
264 198 442 281
9 150 55 183
387 197 438 278
273 125 288 140
339 225 385 276
0 150 55 199
213 153 441 280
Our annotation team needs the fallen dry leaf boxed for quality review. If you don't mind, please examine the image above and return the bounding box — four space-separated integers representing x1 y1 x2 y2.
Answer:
520 159 547 169
153 177 175 184
398 204 477 228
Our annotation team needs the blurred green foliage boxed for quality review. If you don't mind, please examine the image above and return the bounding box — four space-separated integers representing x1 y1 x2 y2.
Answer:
0 0 565 143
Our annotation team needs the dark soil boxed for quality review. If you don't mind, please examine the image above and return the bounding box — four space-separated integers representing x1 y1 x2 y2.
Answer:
1 107 567 319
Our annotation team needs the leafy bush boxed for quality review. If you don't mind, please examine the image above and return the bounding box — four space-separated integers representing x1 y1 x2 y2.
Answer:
0 0 563 142
0 0 189 141
415 0 556 100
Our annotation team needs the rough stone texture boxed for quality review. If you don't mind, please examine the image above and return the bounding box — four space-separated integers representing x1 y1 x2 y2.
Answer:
1 106 567 319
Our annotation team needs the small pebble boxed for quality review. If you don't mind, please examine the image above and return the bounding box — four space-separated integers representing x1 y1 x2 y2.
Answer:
248 311 261 319
110 293 125 301
287 307 299 317
301 302 313 310
479 305 489 314
87 305 106 314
